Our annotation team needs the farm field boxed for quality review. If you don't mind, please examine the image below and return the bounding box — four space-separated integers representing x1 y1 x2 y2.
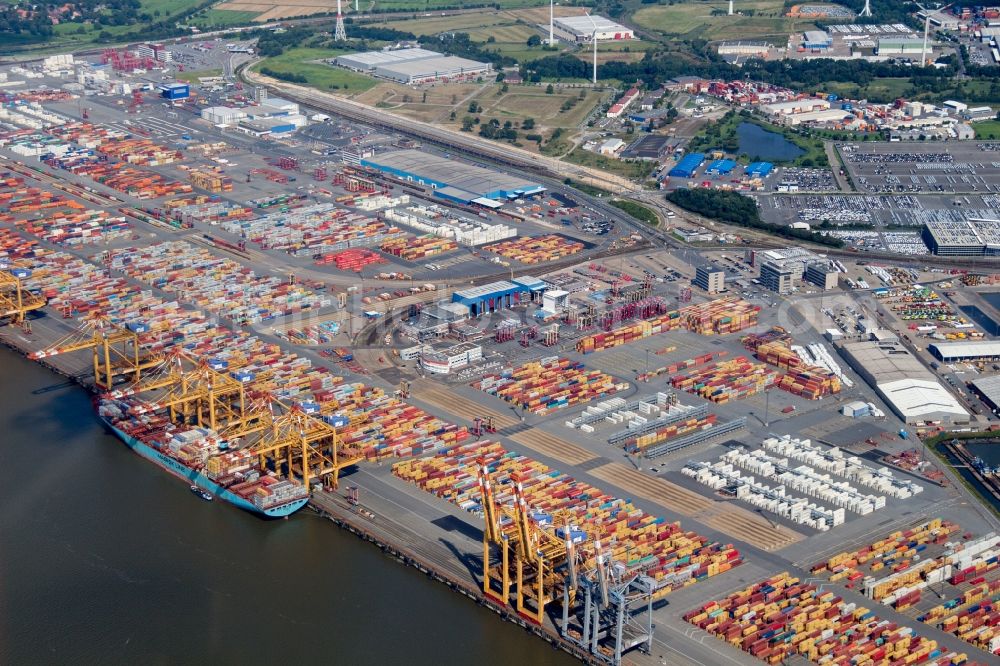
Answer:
216 0 546 22
632 0 814 41
353 81 484 122
188 8 263 26
384 12 518 35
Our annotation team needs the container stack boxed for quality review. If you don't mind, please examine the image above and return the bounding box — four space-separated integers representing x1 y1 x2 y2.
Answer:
188 169 233 193
0 177 82 214
682 296 761 335
753 340 841 399
17 210 132 246
476 358 623 415
42 155 192 199
95 137 182 166
626 413 718 453
379 234 457 260
637 351 726 382
811 521 1000 655
248 476 309 509
670 356 777 403
741 326 792 352
314 248 386 271
484 234 584 264
104 241 331 324
684 572 967 665
393 441 742 593
220 203 403 256
576 297 760 354
0 227 468 463
920 581 1000 655
151 196 256 228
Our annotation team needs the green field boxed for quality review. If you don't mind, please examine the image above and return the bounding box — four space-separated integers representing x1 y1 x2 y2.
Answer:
174 68 224 82
973 120 1000 139
610 199 659 226
384 12 517 35
632 0 811 41
140 0 199 16
254 48 377 93
564 147 657 181
822 78 911 105
188 8 262 27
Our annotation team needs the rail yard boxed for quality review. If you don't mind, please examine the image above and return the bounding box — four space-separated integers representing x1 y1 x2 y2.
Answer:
3 45 1000 666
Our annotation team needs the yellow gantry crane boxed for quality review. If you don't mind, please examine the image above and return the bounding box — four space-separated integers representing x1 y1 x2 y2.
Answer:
29 315 163 390
0 264 45 326
106 350 254 433
479 464 577 625
247 404 363 491
117 356 363 492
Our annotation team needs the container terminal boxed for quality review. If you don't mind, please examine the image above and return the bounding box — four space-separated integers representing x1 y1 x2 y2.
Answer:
2 48 1000 666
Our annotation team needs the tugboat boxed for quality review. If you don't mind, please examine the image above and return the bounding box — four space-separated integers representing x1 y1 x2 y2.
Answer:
190 485 214 501
971 457 991 476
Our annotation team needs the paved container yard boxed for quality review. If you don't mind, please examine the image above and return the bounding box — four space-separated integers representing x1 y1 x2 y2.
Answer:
3 48 1000 666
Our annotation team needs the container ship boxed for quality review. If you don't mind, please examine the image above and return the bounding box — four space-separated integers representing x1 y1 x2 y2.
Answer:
98 399 309 518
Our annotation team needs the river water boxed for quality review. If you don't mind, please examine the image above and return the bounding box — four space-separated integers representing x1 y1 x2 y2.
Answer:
0 347 573 665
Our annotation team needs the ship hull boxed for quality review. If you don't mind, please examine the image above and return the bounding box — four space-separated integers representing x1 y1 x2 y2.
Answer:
103 419 308 518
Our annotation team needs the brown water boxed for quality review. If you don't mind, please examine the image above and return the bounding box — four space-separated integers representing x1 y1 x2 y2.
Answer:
0 347 574 665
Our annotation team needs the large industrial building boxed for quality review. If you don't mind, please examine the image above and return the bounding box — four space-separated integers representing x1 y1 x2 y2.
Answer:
877 38 927 56
452 278 548 317
839 341 969 425
334 48 441 72
803 30 833 49
668 153 705 179
552 15 634 43
333 47 491 84
928 340 1000 363
922 218 1000 256
360 150 545 203
970 374 1000 415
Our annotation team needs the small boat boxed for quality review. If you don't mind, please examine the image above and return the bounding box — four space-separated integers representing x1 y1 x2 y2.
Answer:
190 485 213 501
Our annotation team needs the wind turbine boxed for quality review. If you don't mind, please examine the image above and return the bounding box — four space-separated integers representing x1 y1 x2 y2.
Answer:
548 0 555 45
585 13 598 85
858 0 871 18
915 2 931 67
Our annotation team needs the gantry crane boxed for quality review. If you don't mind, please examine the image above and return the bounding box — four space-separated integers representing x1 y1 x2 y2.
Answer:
29 315 163 390
256 404 362 490
561 549 656 666
478 461 656 665
219 400 363 491
0 264 45 327
111 351 362 491
479 464 574 625
110 351 250 432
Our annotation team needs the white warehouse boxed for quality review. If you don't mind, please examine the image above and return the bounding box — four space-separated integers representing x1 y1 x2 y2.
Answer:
552 15 635 42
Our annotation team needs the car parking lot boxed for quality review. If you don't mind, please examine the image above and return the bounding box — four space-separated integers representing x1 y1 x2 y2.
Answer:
769 167 837 192
838 141 1000 194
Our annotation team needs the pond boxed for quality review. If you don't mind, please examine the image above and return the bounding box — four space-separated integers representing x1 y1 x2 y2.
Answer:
736 122 805 162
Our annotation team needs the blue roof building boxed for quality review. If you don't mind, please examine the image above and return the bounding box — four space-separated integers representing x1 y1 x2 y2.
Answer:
668 152 705 179
745 162 774 177
453 280 532 317
705 159 737 175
